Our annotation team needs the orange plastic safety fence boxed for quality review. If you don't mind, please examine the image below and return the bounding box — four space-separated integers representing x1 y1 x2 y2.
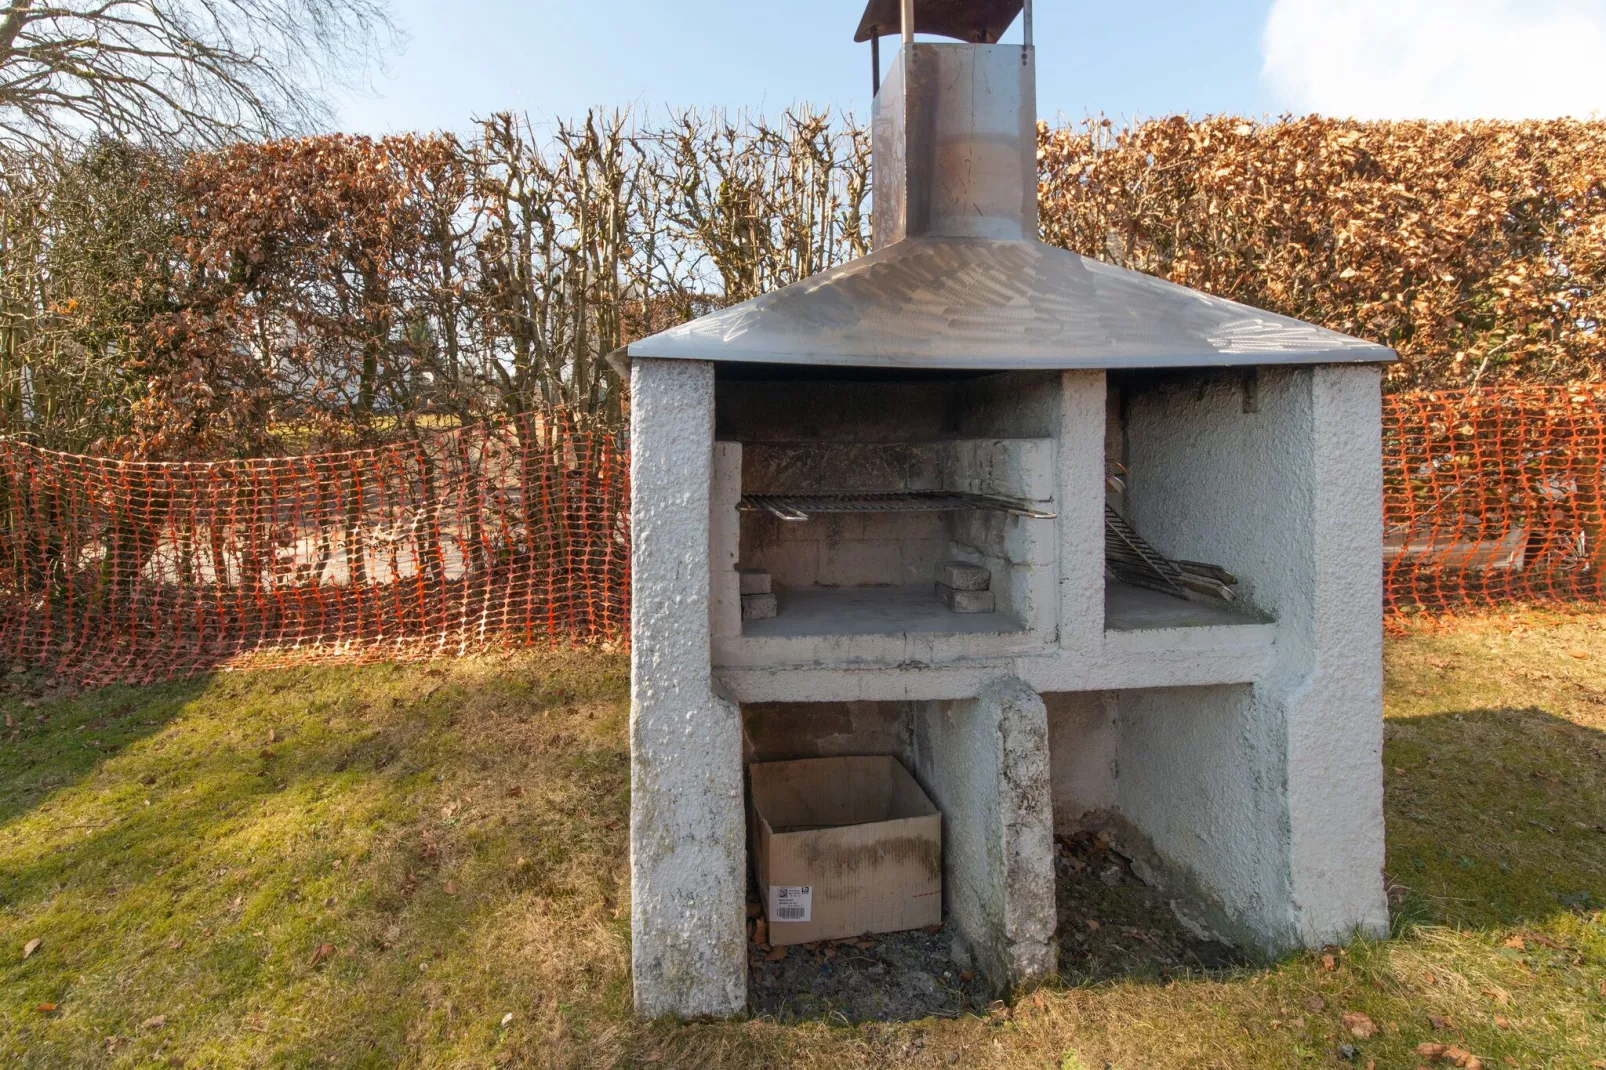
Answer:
0 418 629 686
1383 388 1606 620
5 389 1603 685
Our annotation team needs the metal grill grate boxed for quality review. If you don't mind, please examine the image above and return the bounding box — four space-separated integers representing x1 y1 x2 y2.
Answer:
739 491 1057 522
1105 504 1238 602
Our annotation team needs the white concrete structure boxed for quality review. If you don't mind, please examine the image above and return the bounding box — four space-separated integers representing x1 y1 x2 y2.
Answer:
615 0 1393 1019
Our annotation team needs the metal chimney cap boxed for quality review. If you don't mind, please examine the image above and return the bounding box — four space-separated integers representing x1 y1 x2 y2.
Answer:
854 0 1023 42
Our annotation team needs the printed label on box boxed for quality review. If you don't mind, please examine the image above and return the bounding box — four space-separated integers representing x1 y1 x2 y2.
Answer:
770 885 812 923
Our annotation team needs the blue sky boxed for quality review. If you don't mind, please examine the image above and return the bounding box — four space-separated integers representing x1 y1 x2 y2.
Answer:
331 0 1606 135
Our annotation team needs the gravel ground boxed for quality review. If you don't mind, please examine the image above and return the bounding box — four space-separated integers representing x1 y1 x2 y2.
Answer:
747 830 1244 1022
746 918 989 1022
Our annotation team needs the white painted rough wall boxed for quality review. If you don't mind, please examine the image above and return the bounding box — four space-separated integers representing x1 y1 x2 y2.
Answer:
1044 691 1117 830
1057 371 1108 651
629 359 747 1017
1122 365 1389 950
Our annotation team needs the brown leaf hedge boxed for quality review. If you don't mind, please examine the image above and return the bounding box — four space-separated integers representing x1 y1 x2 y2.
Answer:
2 114 1603 456
1040 116 1606 391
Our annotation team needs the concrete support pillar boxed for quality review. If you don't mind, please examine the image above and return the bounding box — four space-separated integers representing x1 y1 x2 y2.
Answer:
909 677 1056 988
629 359 746 1018
1058 370 1108 650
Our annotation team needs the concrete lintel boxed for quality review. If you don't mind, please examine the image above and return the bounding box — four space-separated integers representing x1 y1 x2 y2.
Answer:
712 628 1276 703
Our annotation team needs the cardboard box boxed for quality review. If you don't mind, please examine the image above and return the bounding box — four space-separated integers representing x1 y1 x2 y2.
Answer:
748 756 942 945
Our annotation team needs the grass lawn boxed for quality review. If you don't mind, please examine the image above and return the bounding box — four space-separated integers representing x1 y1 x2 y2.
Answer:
2 612 1604 1068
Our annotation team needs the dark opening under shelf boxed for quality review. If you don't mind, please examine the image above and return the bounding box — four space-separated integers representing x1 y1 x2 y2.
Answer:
740 491 1056 522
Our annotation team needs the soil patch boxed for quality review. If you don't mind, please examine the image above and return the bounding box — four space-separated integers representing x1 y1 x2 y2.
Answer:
746 910 989 1022
1055 829 1245 983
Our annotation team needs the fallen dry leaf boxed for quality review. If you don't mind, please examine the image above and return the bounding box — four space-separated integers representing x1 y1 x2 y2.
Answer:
1568 649 1589 659
1481 986 1511 1005
923 924 942 934
1502 935 1525 950
1423 971 1437 985
308 942 335 967
36 1003 57 1013
1418 1043 1448 1059
141 1014 166 1030
22 937 41 960
507 785 523 798
1322 953 1337 971
1428 1014 1453 1030
1341 1011 1378 1038
764 945 786 962
1493 1016 1511 1029
751 918 767 946
444 880 458 896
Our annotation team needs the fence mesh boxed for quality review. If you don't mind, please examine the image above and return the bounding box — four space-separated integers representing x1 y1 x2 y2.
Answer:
0 419 629 686
1383 388 1606 619
3 387 1604 686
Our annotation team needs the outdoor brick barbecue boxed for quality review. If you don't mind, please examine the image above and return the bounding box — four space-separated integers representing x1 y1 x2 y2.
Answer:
611 0 1395 1019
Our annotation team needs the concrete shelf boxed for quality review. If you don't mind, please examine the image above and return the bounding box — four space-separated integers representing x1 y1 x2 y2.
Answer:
740 584 1024 638
1104 581 1269 632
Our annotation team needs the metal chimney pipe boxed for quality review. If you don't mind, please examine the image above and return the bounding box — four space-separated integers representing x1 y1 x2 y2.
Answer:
901 0 914 44
1023 0 1033 46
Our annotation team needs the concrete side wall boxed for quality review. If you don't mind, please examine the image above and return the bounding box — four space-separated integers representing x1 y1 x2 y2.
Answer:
1115 683 1292 943
1289 367 1389 943
1045 690 1116 831
909 678 1056 988
1120 366 1388 949
629 359 746 1018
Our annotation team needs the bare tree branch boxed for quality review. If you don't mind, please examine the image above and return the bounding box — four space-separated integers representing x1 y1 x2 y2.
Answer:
0 0 397 148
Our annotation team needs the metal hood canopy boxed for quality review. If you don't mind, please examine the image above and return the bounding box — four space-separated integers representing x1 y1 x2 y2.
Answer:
618 236 1393 370
612 0 1395 374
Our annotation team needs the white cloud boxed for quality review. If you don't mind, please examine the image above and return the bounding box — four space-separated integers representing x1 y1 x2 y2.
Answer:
1260 0 1606 120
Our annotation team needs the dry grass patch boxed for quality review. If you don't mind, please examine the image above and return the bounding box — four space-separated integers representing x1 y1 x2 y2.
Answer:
1 610 1604 1068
